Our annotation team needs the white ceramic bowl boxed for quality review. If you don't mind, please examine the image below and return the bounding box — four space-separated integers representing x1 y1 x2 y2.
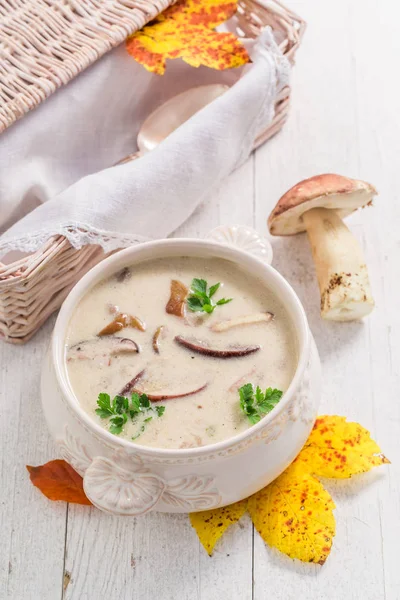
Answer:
41 226 321 516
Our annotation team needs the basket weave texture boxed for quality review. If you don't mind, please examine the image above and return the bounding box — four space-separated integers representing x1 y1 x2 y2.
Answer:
0 0 173 133
0 0 305 344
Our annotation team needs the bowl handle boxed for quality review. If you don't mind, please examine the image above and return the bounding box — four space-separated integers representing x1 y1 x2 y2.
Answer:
205 225 273 265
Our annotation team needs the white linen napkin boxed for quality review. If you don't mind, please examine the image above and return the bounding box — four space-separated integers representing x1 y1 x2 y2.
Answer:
0 29 289 258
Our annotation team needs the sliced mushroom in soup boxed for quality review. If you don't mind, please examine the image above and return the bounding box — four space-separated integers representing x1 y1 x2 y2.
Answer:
65 257 297 449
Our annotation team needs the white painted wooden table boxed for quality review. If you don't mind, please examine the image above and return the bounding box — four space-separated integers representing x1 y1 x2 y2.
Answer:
1 1 399 598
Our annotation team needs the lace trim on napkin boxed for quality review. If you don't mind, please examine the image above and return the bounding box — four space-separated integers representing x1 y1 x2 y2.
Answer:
0 223 150 257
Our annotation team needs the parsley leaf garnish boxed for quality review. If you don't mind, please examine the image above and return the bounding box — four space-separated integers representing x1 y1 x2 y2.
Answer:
109 413 127 435
187 278 232 314
156 406 165 417
95 393 114 418
96 391 165 436
239 383 283 424
132 427 145 441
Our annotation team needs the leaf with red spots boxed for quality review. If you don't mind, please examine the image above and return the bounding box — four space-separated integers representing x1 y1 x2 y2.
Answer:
190 415 389 562
27 460 92 505
246 416 389 563
189 499 248 555
248 464 336 565
297 415 390 479
126 0 250 75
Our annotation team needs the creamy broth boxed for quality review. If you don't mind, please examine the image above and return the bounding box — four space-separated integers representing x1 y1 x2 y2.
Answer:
65 257 297 449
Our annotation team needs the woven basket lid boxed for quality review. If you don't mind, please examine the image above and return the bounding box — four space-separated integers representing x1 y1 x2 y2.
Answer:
0 0 174 133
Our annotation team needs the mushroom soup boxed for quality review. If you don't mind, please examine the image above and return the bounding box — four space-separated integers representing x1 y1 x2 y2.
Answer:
65 257 297 449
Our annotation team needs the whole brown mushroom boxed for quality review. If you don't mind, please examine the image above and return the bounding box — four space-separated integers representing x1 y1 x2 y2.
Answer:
268 174 377 321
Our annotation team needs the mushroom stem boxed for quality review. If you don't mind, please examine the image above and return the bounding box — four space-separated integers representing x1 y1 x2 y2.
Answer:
302 207 374 321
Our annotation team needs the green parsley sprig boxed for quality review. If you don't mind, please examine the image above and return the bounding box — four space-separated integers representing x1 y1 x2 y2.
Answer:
187 278 232 314
239 383 283 425
96 392 165 437
132 416 152 440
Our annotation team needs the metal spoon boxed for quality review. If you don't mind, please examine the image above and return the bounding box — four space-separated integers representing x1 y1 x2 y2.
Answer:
116 84 228 165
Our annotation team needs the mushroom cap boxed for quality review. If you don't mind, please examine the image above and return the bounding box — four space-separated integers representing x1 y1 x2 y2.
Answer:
268 174 377 235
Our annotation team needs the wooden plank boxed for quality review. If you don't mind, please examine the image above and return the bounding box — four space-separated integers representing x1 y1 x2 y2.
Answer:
184 157 255 600
349 2 400 598
0 319 66 600
63 509 200 600
63 156 255 600
253 0 394 597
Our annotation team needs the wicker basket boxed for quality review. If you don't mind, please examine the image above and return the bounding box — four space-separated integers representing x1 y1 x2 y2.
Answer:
0 0 173 133
0 0 305 344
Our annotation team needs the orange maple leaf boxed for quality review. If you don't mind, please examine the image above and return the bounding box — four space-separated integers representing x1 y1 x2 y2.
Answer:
27 460 92 505
126 0 250 75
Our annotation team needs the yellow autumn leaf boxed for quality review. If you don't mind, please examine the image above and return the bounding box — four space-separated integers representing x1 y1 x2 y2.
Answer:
126 0 250 75
190 415 389 563
162 0 238 28
296 415 390 478
248 466 336 565
190 498 248 555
